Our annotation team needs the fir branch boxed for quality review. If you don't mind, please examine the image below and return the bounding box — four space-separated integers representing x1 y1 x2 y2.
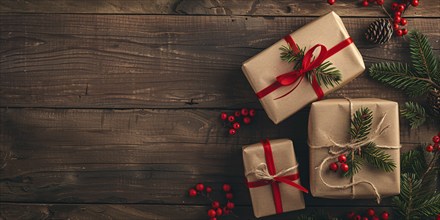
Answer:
400 148 427 177
400 102 427 129
361 142 396 172
349 107 373 142
343 150 363 177
409 31 440 85
307 61 342 89
369 62 433 97
279 45 304 64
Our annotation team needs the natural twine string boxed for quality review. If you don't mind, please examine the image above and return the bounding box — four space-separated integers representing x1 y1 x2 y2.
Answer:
309 98 401 204
245 163 298 181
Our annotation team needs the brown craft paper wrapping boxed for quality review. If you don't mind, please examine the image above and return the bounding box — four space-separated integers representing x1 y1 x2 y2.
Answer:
242 11 365 124
308 98 400 199
243 139 305 218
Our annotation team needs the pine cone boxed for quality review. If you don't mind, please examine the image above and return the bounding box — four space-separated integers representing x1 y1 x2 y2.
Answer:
365 19 393 44
427 89 440 118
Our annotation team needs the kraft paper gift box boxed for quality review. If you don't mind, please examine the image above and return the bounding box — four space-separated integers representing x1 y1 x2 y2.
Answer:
242 11 365 124
308 98 400 202
242 139 307 218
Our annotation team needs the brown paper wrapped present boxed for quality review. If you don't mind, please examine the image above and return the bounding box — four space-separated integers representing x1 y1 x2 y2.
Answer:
243 139 307 218
308 98 400 202
242 11 365 124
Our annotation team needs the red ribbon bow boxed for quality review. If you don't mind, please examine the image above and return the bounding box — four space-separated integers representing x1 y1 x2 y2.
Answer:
256 36 353 100
245 139 308 214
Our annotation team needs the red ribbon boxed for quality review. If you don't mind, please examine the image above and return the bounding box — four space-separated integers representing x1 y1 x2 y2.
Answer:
256 36 353 100
245 139 308 214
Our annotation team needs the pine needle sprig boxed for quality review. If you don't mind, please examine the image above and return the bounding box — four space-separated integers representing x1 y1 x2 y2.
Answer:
400 101 427 129
350 107 373 143
280 45 305 64
409 31 439 83
307 61 342 89
343 150 363 177
361 142 396 172
369 62 433 97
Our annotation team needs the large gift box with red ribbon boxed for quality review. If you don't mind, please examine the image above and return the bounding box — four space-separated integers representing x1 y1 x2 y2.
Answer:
242 139 308 218
242 11 365 124
308 98 400 202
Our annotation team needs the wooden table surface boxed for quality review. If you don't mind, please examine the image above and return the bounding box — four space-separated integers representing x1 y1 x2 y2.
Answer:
0 1 439 219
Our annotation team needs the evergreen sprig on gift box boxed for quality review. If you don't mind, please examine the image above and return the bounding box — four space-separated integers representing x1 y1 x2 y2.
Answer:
280 44 342 88
344 107 396 177
369 31 440 128
392 146 440 219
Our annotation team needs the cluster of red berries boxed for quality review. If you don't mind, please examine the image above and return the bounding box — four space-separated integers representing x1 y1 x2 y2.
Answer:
220 108 256 135
389 0 419 36
188 183 235 220
425 132 440 152
329 154 349 173
347 209 390 220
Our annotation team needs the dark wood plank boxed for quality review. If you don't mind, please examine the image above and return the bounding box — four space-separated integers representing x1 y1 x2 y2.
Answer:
1 15 439 108
0 0 439 17
0 203 397 220
0 108 435 205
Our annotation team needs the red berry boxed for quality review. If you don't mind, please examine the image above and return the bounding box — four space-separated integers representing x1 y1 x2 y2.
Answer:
381 211 389 220
228 115 235 122
391 2 398 10
220 112 228 120
229 128 236 135
402 29 408 35
223 207 231 215
189 188 197 197
233 122 240 130
397 4 405 12
206 186 212 193
249 109 256 117
212 201 220 208
394 12 401 17
347 212 355 219
222 184 231 192
433 135 440 143
338 154 347 163
362 1 369 6
329 162 338 172
362 217 369 220
226 201 235 209
216 208 223 216
208 209 216 218
327 0 336 5
426 144 434 152
243 117 251 124
234 111 241 117
340 163 349 172
226 192 233 200
376 0 384 5
394 16 401 24
400 18 407 26
396 29 403 36
196 183 204 191
240 108 249 116
393 23 399 30
367 208 375 216
411 0 419 7
210 218 217 220
372 216 380 220
354 215 362 220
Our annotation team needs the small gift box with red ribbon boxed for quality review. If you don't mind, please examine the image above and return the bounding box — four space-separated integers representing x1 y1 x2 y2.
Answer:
243 139 308 218
308 98 400 202
242 11 365 124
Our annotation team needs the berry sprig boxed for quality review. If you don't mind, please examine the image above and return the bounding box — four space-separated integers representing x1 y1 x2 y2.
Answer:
188 183 236 220
347 208 390 220
220 108 256 136
329 154 349 173
327 0 420 37
425 132 440 152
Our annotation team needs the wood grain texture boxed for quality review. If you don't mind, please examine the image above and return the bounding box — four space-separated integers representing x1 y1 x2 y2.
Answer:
1 15 439 108
0 0 439 17
0 203 397 220
0 108 435 206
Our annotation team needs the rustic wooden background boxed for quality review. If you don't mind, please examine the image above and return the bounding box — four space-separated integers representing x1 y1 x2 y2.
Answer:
0 0 439 219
